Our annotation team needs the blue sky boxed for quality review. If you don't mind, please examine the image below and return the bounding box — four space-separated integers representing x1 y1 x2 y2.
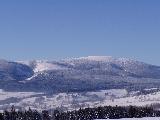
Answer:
0 0 160 65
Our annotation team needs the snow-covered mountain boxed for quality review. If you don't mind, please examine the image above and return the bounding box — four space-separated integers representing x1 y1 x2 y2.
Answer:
1 56 160 111
16 56 160 92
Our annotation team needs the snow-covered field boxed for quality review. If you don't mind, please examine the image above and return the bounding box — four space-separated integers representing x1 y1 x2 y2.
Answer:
98 90 160 107
96 117 160 120
0 89 127 111
0 89 42 101
1 88 160 111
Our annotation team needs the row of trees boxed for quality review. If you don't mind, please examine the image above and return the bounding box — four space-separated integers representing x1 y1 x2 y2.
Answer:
54 105 157 120
0 105 159 120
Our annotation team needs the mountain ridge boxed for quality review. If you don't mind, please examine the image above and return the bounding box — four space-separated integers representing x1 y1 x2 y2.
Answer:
0 56 159 93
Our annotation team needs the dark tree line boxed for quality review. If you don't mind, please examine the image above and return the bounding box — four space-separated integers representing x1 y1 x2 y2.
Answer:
53 105 157 120
0 105 160 120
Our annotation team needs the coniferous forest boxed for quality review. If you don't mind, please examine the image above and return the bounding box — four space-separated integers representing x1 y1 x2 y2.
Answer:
0 105 160 120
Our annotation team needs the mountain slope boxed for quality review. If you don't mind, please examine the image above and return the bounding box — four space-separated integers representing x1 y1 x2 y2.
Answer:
18 56 160 92
0 60 34 81
0 56 160 92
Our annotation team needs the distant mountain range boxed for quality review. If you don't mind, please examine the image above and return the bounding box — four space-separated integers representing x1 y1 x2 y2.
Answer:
1 56 160 92
1 56 160 111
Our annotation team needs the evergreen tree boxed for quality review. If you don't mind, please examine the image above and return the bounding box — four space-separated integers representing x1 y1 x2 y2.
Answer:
42 110 50 120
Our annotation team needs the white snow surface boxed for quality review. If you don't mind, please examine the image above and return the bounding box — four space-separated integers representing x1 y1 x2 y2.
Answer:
65 56 135 63
0 89 43 101
78 56 114 61
33 60 64 72
0 89 128 111
17 60 66 73
2 88 160 111
16 60 31 66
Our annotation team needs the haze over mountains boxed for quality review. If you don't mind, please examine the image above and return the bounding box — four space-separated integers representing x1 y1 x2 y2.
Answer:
1 56 160 111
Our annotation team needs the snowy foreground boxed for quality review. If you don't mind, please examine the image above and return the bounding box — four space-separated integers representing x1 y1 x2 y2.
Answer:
96 117 160 120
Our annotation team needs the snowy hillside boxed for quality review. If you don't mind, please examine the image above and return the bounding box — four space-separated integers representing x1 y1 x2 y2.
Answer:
16 56 160 93
1 56 160 111
1 88 160 111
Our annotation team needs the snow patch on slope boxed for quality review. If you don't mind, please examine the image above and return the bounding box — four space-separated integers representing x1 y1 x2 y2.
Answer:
17 60 66 73
33 61 63 72
26 73 38 81
16 61 31 66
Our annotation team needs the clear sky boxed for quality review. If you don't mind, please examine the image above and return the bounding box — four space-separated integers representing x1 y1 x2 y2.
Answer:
0 0 160 65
